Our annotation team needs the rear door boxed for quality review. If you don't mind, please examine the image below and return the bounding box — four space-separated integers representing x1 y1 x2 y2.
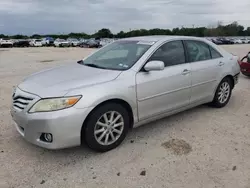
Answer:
184 40 224 103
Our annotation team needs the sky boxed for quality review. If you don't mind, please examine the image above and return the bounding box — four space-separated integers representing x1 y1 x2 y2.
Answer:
0 0 249 35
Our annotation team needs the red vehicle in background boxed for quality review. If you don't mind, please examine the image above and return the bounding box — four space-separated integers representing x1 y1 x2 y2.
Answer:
239 52 250 77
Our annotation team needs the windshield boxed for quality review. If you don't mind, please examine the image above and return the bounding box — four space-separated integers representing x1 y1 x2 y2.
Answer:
81 40 152 70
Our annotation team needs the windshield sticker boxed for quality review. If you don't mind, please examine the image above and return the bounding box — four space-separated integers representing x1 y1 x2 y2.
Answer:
119 64 128 68
137 41 155 45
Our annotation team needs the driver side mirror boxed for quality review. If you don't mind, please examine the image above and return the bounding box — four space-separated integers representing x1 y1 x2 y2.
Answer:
144 61 165 71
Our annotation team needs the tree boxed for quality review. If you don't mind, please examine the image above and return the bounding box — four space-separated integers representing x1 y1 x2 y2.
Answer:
94 28 113 38
1 21 249 39
246 27 250 36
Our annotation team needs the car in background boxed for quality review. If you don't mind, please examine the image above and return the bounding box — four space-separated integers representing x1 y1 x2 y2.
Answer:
41 37 54 46
211 38 223 45
29 39 43 47
88 39 101 48
228 38 236 44
67 38 80 47
100 38 114 47
0 38 13 47
233 39 242 44
241 38 250 44
54 39 70 47
78 39 89 48
10 36 240 152
218 38 234 44
13 39 30 47
79 39 101 48
239 52 250 77
100 40 109 47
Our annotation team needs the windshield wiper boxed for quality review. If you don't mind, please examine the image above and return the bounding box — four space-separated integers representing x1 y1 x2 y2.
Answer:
77 60 84 64
84 63 107 69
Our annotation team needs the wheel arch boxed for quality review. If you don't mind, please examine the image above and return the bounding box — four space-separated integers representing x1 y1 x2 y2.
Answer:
212 74 235 100
224 74 235 89
80 98 135 144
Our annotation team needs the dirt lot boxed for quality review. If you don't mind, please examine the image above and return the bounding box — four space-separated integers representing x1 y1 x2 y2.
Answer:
1 45 250 188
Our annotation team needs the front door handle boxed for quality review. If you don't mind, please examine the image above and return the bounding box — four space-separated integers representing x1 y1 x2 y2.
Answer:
219 61 225 66
182 69 190 75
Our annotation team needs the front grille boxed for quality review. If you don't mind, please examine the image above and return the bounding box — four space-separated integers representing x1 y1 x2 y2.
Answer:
13 95 34 110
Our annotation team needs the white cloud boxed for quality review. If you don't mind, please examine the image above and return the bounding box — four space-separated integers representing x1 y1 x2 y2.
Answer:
0 0 40 14
0 0 249 35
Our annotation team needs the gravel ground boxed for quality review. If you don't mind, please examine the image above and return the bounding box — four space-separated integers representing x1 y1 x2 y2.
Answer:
1 45 250 188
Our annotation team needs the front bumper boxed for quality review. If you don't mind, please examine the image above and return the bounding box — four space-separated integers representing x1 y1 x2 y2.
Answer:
10 88 94 149
0 43 13 47
11 106 93 149
241 71 250 76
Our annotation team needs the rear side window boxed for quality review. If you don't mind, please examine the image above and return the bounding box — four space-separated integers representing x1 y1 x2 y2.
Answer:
209 47 222 59
148 40 186 67
185 40 211 62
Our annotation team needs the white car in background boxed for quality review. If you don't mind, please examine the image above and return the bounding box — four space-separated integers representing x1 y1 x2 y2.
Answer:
234 39 242 44
100 38 113 47
0 38 14 47
67 38 80 46
241 38 250 44
54 39 70 47
29 39 43 47
100 40 109 47
41 37 54 46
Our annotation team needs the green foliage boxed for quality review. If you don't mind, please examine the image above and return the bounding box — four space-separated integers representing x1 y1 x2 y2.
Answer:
92 28 113 38
1 22 249 39
205 21 247 36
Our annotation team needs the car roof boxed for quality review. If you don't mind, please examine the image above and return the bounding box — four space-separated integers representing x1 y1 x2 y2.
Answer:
120 35 207 42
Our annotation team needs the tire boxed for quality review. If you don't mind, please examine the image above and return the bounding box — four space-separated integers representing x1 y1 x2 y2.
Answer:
211 77 232 108
83 103 130 152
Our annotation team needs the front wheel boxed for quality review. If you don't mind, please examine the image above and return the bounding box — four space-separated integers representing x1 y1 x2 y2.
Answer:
83 103 130 152
211 78 232 108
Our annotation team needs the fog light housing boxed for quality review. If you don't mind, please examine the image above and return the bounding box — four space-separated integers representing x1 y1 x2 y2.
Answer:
40 133 53 143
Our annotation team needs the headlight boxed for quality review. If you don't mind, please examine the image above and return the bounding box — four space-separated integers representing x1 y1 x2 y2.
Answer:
29 95 81 113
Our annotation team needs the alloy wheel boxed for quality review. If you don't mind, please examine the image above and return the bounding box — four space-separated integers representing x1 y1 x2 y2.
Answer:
94 111 124 146
218 82 230 104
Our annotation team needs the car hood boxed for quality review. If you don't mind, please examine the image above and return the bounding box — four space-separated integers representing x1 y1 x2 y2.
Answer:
18 63 122 98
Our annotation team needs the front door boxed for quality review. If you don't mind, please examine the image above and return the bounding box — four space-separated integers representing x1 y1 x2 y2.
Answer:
136 40 191 121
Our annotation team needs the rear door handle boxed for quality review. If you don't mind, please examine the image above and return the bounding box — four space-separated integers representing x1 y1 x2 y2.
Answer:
219 61 225 66
182 69 190 75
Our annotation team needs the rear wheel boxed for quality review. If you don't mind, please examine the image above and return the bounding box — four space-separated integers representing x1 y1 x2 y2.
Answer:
83 103 130 152
211 77 232 108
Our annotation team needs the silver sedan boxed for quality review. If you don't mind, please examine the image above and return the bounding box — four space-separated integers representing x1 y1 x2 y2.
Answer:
11 36 240 152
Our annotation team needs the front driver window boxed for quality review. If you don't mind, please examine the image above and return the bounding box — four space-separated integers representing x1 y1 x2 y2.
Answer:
148 40 186 67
